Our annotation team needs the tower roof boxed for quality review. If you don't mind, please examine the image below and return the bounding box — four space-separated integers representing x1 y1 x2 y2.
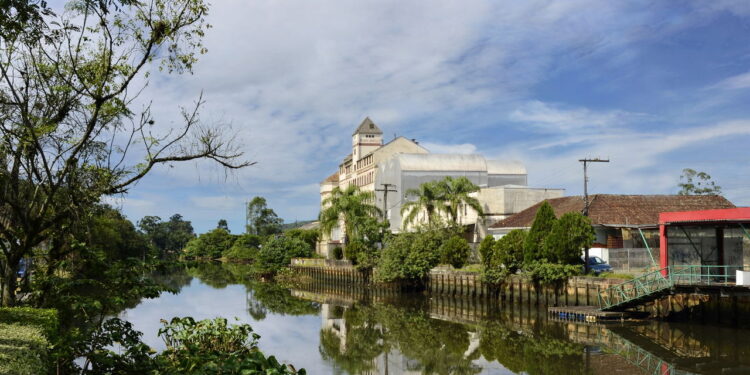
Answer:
352 117 383 136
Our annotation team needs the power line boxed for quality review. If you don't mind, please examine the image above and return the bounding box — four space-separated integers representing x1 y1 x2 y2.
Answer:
579 157 609 274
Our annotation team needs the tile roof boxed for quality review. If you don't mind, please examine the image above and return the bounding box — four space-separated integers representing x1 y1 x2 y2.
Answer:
322 172 339 184
352 117 383 135
490 194 736 228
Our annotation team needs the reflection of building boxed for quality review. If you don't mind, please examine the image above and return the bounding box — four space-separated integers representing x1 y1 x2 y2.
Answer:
318 117 563 257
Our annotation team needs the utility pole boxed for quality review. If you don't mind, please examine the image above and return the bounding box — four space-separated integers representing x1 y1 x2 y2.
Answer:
579 157 609 274
375 183 397 220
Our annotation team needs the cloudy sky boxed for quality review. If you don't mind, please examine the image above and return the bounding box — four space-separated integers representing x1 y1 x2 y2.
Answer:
84 1 750 233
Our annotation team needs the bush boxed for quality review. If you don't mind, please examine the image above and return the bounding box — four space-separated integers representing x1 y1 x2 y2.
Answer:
156 317 303 374
375 230 447 283
223 233 262 260
344 240 367 264
0 323 50 375
256 236 313 274
543 212 594 265
494 230 526 274
478 235 495 267
183 228 237 259
0 308 58 375
523 201 556 264
439 236 470 269
285 228 319 250
525 261 580 291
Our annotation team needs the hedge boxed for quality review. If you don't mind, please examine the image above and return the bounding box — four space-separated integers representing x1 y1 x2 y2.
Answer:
0 308 58 375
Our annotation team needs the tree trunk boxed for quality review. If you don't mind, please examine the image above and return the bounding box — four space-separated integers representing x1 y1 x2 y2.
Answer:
2 262 17 307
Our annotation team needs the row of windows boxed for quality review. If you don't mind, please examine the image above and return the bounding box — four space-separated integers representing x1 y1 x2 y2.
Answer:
356 154 373 170
354 171 374 187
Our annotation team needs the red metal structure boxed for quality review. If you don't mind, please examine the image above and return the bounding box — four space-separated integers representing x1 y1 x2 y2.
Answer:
659 207 750 276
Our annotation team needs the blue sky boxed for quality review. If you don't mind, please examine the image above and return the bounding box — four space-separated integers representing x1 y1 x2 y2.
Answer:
91 1 750 233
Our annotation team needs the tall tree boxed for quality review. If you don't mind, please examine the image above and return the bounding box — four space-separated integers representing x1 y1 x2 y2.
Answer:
319 185 381 244
436 176 483 225
246 197 283 236
543 212 594 265
678 168 722 195
217 219 230 232
0 0 251 306
523 201 557 264
400 181 442 228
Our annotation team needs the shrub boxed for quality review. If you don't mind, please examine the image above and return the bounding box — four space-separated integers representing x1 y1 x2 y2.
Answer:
523 201 557 264
478 235 495 267
285 228 319 250
156 317 303 374
494 229 526 274
543 212 594 265
223 233 262 260
0 307 57 375
256 236 313 274
439 236 470 269
375 230 446 284
525 261 580 292
0 323 50 375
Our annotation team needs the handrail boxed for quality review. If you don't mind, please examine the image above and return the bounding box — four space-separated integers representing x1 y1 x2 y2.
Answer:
598 265 743 310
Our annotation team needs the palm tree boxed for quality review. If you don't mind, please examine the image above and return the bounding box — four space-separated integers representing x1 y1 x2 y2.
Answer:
435 176 483 225
400 181 443 228
319 185 382 243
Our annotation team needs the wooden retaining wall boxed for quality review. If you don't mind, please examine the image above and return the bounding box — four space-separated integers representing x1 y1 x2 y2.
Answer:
290 264 628 307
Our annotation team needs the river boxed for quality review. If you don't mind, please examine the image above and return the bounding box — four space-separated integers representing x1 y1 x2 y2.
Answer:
118 262 750 374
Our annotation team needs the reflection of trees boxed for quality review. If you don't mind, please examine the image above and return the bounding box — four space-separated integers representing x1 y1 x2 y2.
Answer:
479 320 586 375
319 303 481 375
245 282 320 318
185 262 243 288
150 263 193 294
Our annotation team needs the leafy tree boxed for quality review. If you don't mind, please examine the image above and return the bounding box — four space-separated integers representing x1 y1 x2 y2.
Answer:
217 219 230 232
543 212 594 265
523 201 557 264
138 214 195 258
436 176 483 224
246 197 283 236
88 205 151 261
285 228 320 250
375 229 452 284
678 168 722 195
478 235 495 267
223 234 262 260
319 185 381 247
255 237 312 275
0 0 250 306
183 228 236 259
439 235 471 269
400 181 443 228
494 229 527 274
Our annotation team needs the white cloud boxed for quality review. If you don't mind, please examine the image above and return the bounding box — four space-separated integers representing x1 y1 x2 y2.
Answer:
712 71 750 90
509 100 646 132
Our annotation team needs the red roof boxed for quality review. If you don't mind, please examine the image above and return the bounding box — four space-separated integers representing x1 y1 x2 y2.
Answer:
490 194 736 228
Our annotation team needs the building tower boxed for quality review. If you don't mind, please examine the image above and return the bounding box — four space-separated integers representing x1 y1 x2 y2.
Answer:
351 117 383 164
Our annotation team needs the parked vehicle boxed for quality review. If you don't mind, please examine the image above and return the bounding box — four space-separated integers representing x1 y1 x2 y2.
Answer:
583 256 612 275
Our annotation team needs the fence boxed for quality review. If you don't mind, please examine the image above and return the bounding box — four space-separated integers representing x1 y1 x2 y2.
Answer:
606 248 660 273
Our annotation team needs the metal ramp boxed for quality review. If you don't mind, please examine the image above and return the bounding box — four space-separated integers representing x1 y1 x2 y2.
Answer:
598 265 742 311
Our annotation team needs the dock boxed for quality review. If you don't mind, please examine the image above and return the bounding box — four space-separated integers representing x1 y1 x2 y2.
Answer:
548 305 634 323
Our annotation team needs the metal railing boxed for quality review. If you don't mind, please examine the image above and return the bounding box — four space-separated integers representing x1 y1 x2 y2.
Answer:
598 265 743 310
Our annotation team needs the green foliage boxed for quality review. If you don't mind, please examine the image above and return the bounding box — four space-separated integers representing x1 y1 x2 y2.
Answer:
138 214 196 258
255 236 313 275
156 317 304 374
401 177 483 228
523 201 557 264
0 323 50 375
678 168 722 195
246 197 284 236
223 234 262 260
401 181 444 228
439 236 471 269
89 205 151 260
436 176 484 224
494 230 527 274
183 228 236 259
0 307 58 337
376 229 452 283
543 212 594 265
285 228 320 250
525 261 580 291
478 235 495 266
319 185 381 247
344 240 367 264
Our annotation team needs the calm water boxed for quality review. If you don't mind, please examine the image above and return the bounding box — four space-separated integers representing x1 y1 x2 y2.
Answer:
119 263 750 375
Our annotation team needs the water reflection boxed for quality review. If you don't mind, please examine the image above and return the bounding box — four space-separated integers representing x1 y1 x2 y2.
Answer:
121 262 750 375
